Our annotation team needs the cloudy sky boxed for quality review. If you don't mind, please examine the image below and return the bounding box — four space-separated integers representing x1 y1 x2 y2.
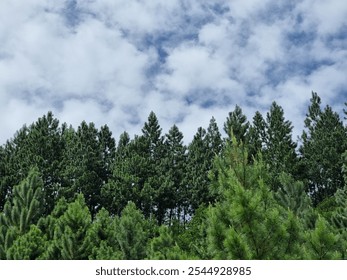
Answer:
1 0 346 144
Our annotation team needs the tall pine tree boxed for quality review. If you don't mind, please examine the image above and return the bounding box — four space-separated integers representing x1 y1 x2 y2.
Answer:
300 92 347 205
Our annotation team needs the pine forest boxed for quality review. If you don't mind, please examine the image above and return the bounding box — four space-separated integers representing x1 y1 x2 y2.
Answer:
1 92 347 260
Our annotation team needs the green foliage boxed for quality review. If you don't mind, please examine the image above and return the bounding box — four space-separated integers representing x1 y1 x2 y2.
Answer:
0 168 44 259
44 194 92 259
207 137 303 259
0 100 346 260
300 92 347 205
116 202 150 260
147 226 188 260
61 122 113 216
162 125 187 225
263 103 298 187
1 112 64 214
275 173 312 217
87 208 122 259
304 216 341 259
224 105 250 143
6 225 46 260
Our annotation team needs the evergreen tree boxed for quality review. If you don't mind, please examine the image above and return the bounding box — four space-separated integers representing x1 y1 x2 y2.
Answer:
116 202 150 259
0 168 44 259
0 146 6 211
36 197 69 259
224 105 250 143
140 112 165 219
101 132 133 216
248 111 266 160
206 117 223 156
147 225 188 260
87 208 122 259
6 225 46 260
61 121 109 216
162 125 187 225
98 125 116 184
263 102 298 189
275 173 311 216
303 216 341 259
187 127 210 211
207 137 303 259
300 92 347 205
0 112 64 214
45 194 92 259
176 206 210 259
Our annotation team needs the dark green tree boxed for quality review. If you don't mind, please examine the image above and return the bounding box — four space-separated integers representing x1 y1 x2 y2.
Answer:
0 146 5 211
300 92 347 205
224 105 250 143
101 132 133 216
248 111 266 160
0 112 64 214
61 121 112 216
140 112 165 219
187 127 210 211
162 125 187 225
263 102 298 189
206 116 223 156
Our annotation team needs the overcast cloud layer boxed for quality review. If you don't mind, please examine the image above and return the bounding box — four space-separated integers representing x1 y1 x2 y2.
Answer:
1 0 346 144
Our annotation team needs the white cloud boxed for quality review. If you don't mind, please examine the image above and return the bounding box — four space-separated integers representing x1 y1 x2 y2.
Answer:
0 0 346 145
297 0 347 36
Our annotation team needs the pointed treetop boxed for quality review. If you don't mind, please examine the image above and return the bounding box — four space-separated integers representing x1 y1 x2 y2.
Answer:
224 105 250 143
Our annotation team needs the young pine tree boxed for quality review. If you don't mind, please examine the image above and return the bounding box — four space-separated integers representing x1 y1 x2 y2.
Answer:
44 194 92 260
116 202 150 260
0 168 44 259
207 137 303 259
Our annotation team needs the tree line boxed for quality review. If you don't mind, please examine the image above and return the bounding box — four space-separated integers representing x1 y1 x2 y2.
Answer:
0 92 346 259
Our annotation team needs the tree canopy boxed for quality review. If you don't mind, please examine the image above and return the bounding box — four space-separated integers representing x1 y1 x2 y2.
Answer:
0 92 346 259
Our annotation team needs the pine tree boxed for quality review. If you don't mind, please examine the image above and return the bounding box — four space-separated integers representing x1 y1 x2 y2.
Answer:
61 121 109 216
147 225 188 259
303 216 341 259
0 168 44 259
87 208 122 259
6 225 46 260
263 102 298 189
275 173 312 217
101 132 133 216
116 202 150 259
207 137 303 259
45 194 92 259
206 117 223 156
0 146 6 211
187 127 210 211
98 125 116 184
176 206 210 259
140 112 165 219
224 105 250 143
300 92 347 205
0 112 64 214
248 111 266 160
162 125 187 225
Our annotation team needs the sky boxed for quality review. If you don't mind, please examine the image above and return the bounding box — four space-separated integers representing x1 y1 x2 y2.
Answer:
1 0 346 145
